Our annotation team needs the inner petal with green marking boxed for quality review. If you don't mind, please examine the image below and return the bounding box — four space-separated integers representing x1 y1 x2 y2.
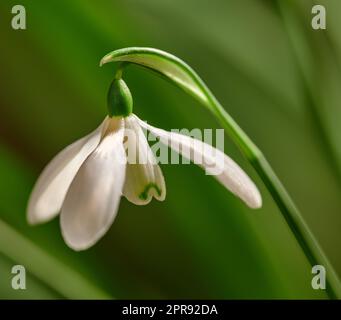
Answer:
122 115 166 205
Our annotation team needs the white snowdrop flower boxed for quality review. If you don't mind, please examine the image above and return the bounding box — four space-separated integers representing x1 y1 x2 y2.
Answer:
27 78 261 251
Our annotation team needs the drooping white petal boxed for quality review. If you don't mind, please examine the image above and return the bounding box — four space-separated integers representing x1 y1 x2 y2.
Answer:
27 118 108 225
122 115 166 205
60 117 126 251
135 115 262 209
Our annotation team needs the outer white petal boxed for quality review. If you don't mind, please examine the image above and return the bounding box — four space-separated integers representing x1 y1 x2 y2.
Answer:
60 117 126 251
123 115 166 205
27 118 107 225
135 115 262 209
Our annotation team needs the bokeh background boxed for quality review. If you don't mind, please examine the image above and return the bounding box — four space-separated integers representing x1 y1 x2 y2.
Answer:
0 0 340 299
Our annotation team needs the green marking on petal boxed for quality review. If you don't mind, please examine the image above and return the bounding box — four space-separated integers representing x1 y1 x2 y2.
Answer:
139 183 162 201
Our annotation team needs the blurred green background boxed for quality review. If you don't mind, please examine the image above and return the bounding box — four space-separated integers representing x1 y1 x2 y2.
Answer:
0 0 340 299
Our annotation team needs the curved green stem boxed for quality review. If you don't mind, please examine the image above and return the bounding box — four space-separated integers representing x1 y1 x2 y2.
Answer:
209 95 341 299
114 62 129 80
101 47 341 298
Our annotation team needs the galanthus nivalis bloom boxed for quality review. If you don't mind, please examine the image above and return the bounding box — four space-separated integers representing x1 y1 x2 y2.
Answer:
27 78 262 251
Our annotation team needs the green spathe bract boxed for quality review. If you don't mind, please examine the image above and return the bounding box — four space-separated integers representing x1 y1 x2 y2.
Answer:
107 78 133 117
101 47 341 299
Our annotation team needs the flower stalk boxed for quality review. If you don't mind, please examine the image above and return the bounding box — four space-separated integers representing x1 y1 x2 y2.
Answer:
209 91 341 299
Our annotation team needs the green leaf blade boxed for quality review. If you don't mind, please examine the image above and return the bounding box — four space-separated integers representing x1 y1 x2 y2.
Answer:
100 47 210 107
